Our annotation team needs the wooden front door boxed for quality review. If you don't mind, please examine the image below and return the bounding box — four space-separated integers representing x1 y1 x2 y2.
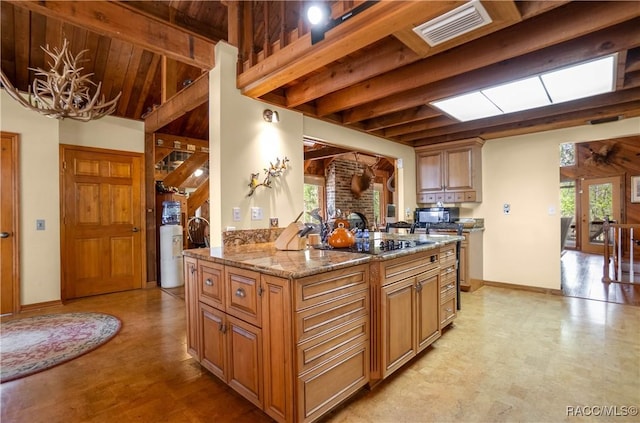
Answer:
1 132 19 314
61 145 145 299
580 176 622 255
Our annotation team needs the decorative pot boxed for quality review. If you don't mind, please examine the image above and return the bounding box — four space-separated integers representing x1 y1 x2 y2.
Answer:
328 223 355 248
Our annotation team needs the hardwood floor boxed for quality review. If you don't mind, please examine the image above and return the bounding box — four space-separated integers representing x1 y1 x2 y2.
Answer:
2 285 639 422
561 250 640 306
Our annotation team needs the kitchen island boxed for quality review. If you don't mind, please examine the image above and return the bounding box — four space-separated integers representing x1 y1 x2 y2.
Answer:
183 232 462 423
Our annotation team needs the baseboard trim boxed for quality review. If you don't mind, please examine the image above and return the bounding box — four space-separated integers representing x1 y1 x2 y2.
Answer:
482 280 563 296
145 281 158 289
19 299 64 313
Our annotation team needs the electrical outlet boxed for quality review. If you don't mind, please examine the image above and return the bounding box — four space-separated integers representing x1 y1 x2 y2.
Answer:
251 207 263 221
232 207 241 221
503 204 511 215
36 219 45 230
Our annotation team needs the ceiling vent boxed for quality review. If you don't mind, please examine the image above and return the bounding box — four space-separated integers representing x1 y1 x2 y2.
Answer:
413 0 492 47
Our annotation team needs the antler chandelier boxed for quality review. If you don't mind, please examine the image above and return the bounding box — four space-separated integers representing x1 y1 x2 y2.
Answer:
0 39 120 121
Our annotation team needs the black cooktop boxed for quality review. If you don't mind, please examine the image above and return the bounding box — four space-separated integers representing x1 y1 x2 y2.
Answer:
314 237 436 255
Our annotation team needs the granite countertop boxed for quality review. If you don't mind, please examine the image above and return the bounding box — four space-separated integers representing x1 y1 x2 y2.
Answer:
183 232 462 279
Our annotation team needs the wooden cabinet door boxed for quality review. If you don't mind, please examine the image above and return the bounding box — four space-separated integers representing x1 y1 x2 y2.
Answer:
444 147 473 191
381 277 416 377
226 267 262 327
227 315 264 409
200 302 227 381
416 151 443 194
199 261 225 309
184 256 200 360
416 271 440 352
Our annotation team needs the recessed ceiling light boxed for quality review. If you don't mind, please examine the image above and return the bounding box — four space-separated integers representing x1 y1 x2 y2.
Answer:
482 77 550 113
541 55 616 103
430 54 617 122
432 91 502 121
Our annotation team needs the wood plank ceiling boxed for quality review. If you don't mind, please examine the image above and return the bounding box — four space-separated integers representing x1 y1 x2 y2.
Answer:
1 1 639 149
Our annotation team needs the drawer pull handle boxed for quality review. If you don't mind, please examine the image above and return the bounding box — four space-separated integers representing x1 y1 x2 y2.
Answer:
446 308 453 313
205 278 213 286
415 282 423 292
447 283 455 289
235 288 246 298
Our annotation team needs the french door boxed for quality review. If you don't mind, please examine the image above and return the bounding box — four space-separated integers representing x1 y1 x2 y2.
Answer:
580 176 622 254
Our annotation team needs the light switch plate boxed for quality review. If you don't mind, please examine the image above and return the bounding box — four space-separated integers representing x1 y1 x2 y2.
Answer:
232 207 241 221
503 204 510 215
251 207 263 221
36 219 45 230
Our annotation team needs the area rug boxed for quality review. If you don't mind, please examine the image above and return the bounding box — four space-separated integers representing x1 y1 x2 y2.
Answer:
0 312 121 383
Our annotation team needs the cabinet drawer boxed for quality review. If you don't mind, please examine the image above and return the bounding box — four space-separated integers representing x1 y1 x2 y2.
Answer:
381 252 438 286
440 297 456 328
440 261 456 279
297 315 368 374
297 341 369 423
439 244 456 266
440 280 456 301
198 261 225 309
464 191 477 202
226 267 262 327
296 291 368 343
444 192 456 203
295 265 368 311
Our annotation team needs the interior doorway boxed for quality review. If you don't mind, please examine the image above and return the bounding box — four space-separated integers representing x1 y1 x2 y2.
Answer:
579 176 622 254
0 132 20 315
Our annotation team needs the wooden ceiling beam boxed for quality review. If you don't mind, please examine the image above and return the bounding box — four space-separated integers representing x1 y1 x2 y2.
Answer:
237 1 463 97
117 1 228 42
6 0 215 69
162 152 208 188
144 72 209 133
363 106 441 132
422 101 640 145
343 18 640 124
304 146 354 161
410 87 640 145
285 38 421 107
316 1 640 116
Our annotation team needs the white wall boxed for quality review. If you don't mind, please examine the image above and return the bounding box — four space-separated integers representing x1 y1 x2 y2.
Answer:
468 117 640 290
209 42 417 246
1 92 61 305
0 91 144 305
59 116 144 152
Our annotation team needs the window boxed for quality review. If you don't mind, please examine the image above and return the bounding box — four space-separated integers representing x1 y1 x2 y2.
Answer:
303 175 325 223
559 143 576 167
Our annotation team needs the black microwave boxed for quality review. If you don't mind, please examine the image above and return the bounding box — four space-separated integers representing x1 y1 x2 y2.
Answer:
414 207 459 227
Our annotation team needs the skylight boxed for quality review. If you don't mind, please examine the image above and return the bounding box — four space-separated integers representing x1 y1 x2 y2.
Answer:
431 54 617 122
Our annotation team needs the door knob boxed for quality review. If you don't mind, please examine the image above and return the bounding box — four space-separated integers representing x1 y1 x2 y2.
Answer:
0 232 9 238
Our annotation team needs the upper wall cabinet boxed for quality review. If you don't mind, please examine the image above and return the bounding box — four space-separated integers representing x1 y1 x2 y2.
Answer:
415 138 484 204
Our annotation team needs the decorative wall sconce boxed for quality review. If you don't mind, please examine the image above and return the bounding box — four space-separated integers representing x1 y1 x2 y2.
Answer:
248 157 290 196
263 109 280 123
